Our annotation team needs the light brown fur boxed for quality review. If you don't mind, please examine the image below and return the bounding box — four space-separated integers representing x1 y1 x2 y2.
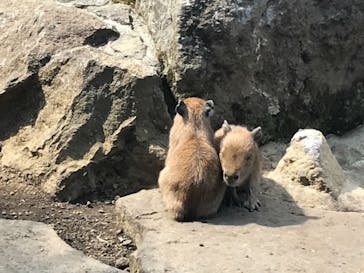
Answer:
158 97 226 221
214 121 262 211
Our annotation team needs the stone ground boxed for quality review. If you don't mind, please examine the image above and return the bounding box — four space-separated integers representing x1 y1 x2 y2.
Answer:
0 219 122 273
0 165 135 271
116 188 364 273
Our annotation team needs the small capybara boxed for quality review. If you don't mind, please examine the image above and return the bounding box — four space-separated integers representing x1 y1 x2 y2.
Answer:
215 120 262 211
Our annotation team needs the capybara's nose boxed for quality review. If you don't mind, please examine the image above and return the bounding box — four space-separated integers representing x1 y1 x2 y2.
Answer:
223 173 239 185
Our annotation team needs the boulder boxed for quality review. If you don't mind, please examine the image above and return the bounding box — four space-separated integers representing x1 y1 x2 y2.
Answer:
0 219 123 273
135 0 364 141
272 129 345 198
0 0 170 201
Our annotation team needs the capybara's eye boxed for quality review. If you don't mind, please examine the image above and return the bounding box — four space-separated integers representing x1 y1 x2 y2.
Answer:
246 154 252 161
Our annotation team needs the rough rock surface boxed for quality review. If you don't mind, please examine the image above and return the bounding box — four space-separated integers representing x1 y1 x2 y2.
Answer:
328 125 364 212
115 189 364 273
262 127 364 212
0 219 123 273
328 125 364 188
136 0 364 141
0 0 170 201
271 129 345 198
260 141 287 170
338 184 364 213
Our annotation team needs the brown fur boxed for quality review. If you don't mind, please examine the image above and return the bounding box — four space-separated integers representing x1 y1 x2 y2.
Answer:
158 97 226 221
214 122 262 211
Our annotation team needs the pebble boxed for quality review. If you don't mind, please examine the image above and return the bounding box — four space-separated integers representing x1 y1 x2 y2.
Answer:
115 257 129 270
116 228 123 235
121 239 132 246
98 209 105 214
116 249 127 257
1 211 6 216
86 201 93 208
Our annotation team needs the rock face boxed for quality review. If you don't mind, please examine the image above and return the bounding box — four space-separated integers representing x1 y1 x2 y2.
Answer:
0 219 123 273
272 129 345 198
1 0 363 203
0 0 170 201
328 125 364 188
327 125 364 212
115 189 364 273
135 0 364 141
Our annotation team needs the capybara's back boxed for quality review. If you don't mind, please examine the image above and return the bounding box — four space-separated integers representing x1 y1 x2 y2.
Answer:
158 97 226 221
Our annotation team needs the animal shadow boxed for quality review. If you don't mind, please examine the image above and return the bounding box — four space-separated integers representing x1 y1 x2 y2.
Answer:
207 177 318 227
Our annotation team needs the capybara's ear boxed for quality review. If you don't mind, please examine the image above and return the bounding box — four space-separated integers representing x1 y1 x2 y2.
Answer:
175 100 187 117
205 100 214 117
251 126 262 142
222 120 231 133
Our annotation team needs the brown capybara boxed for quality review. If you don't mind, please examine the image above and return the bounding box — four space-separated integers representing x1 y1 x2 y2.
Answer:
158 97 226 221
215 120 262 211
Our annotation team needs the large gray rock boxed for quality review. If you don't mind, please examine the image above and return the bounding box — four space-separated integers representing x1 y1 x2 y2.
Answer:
0 219 123 273
0 0 170 201
135 0 364 141
115 189 364 273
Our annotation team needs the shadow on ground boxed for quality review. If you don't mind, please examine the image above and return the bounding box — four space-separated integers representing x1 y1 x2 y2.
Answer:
207 177 318 227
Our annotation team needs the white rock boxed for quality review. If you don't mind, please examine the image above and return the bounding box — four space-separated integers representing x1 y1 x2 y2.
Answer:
273 129 345 198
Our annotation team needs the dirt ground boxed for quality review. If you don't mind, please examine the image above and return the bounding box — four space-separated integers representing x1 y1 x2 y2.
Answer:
0 165 135 271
